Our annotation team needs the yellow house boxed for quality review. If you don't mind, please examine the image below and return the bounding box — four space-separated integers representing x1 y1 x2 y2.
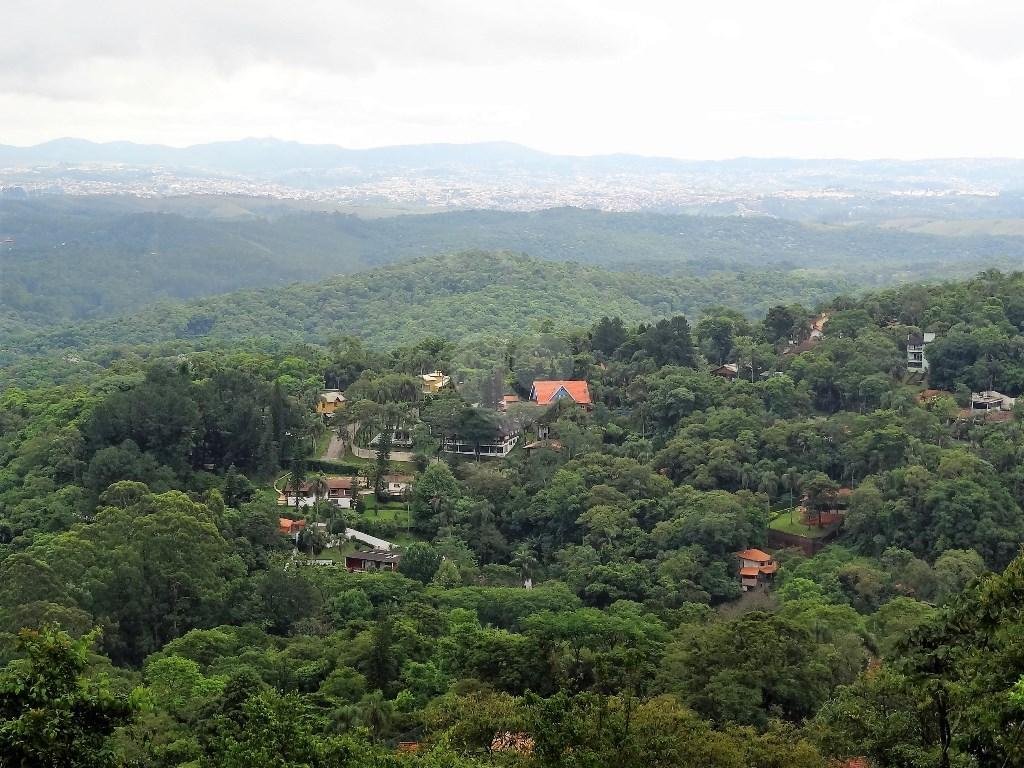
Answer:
420 370 451 394
316 389 347 416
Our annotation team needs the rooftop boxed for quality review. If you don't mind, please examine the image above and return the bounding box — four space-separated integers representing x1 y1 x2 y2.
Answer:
737 548 772 562
531 380 592 406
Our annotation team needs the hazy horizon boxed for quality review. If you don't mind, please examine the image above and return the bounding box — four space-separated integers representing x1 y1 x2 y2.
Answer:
4 2 1024 160
5 135 1024 164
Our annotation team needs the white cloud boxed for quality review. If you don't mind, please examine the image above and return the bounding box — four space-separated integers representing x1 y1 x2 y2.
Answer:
1 0 1023 158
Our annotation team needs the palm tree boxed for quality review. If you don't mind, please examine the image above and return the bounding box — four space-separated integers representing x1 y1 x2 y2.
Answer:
360 691 392 743
511 543 540 588
311 473 329 506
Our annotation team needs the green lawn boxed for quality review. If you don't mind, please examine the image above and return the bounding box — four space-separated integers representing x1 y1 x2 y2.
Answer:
768 510 835 539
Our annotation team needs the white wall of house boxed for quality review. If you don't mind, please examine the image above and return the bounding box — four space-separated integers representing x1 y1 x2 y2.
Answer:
284 494 353 509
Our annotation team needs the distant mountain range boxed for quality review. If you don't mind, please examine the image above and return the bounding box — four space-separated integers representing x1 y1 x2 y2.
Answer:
4 137 1024 190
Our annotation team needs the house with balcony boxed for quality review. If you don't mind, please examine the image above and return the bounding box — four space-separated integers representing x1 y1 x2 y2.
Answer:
443 427 519 458
907 332 936 373
737 548 778 592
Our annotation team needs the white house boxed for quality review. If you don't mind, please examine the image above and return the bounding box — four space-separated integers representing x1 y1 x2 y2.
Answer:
907 332 936 373
279 476 355 508
442 429 519 458
380 474 414 498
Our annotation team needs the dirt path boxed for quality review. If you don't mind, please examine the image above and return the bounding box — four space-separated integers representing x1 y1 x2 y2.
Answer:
322 430 346 461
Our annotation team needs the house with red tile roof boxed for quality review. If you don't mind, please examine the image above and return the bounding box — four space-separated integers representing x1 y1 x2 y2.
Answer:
737 548 778 592
530 380 592 410
279 517 305 536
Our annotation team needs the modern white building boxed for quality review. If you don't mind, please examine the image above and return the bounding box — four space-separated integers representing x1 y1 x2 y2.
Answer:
907 332 936 372
442 430 519 458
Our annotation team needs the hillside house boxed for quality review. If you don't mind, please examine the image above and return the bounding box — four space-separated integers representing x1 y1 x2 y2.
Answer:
278 517 305 537
345 549 401 572
443 427 520 458
369 427 415 449
278 476 355 508
711 363 739 380
421 370 451 394
737 548 778 592
907 332 936 373
381 474 414 498
530 380 593 410
316 390 347 416
972 390 1016 413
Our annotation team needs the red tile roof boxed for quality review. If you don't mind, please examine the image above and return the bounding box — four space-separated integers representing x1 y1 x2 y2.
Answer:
278 517 305 534
737 548 772 562
739 567 761 577
531 380 592 405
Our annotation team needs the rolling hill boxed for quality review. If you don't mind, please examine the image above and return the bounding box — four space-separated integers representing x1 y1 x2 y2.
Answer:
5 198 1024 338
1 250 864 387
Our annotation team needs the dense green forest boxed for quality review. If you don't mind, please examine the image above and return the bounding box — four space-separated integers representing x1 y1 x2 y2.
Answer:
1 251 861 387
5 272 1024 766
5 197 1024 335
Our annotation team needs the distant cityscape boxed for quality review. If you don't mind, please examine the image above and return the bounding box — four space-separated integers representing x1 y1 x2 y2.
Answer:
0 161 998 215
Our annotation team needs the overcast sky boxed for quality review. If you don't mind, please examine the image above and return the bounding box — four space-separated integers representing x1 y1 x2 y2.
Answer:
2 0 1023 158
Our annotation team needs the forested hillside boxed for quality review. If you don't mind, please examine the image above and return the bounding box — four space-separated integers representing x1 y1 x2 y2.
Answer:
4 275 1024 765
5 198 1024 334
1 251 859 387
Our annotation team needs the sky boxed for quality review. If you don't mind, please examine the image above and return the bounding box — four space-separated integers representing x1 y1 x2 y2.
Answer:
2 0 1024 159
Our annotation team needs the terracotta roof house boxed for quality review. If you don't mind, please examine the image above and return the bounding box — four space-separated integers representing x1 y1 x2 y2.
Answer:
530 380 592 410
278 517 306 536
737 548 778 592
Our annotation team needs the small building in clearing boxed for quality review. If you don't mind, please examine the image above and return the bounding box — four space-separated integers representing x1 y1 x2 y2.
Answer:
345 549 401 572
737 548 778 592
316 390 347 416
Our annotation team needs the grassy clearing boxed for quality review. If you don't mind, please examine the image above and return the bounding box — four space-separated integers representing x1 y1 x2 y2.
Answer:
768 510 835 539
